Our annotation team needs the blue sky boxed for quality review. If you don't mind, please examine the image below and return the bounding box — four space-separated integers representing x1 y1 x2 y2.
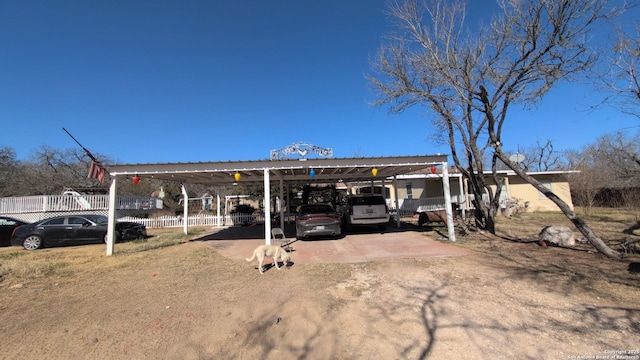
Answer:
1 1 637 165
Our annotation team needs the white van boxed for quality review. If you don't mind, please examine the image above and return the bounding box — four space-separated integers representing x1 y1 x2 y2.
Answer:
341 194 390 231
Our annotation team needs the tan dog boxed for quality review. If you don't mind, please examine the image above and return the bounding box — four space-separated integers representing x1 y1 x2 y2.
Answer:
246 244 291 274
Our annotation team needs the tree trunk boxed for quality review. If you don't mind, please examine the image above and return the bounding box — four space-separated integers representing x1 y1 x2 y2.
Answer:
467 175 497 234
495 149 621 259
471 196 496 234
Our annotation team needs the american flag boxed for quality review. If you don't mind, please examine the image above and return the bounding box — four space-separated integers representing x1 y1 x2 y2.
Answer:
88 160 105 183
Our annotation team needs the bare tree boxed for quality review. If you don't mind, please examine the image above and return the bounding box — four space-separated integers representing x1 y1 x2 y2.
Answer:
566 131 640 220
27 146 96 193
2 146 115 196
564 148 607 213
369 0 621 258
524 140 562 171
0 146 21 196
501 139 565 171
601 22 640 117
591 132 640 185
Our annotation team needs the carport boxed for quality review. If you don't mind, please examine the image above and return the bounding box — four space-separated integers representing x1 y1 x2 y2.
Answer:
105 154 455 256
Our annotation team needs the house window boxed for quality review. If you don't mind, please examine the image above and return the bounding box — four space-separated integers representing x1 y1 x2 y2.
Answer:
406 184 413 200
42 217 65 226
538 179 552 199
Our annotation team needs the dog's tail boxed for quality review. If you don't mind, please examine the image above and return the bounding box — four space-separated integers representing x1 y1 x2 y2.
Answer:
245 249 256 262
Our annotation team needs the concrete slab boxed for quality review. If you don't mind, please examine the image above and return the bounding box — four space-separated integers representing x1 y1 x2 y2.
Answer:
195 224 474 264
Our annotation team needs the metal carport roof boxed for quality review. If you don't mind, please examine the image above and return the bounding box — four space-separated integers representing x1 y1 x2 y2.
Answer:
106 154 449 185
102 154 455 255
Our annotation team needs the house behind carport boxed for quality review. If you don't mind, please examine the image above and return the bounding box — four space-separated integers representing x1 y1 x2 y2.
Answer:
386 168 577 216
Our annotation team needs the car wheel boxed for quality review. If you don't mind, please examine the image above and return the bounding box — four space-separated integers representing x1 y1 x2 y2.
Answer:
23 235 42 251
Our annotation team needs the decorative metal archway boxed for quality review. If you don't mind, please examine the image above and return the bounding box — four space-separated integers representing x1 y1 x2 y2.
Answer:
270 142 333 160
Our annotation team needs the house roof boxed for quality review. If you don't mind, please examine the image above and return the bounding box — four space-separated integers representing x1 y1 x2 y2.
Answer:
485 170 580 176
107 154 449 185
394 169 578 179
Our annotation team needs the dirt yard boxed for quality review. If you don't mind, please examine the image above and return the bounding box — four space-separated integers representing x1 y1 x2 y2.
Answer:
0 209 639 359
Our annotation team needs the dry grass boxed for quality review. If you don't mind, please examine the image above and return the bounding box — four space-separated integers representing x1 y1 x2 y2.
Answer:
0 226 211 281
406 206 640 259
488 207 640 252
1 209 638 284
0 210 638 359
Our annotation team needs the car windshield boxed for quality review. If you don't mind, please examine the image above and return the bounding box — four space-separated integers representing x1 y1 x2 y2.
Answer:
299 204 333 215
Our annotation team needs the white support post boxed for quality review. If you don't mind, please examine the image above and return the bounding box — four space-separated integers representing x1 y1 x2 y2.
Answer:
279 178 285 229
441 162 456 241
216 193 221 227
106 176 118 256
393 175 400 228
464 177 470 215
263 168 271 245
181 183 189 235
286 183 291 223
458 174 466 220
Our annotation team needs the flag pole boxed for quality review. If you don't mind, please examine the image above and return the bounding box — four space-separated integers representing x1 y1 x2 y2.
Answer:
62 127 100 162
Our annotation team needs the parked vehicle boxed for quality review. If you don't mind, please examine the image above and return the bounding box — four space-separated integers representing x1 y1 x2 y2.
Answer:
414 205 451 226
340 194 390 232
10 215 147 251
0 216 29 246
295 203 342 240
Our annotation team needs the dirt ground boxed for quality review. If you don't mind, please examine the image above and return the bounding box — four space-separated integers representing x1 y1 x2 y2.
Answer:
1 211 639 360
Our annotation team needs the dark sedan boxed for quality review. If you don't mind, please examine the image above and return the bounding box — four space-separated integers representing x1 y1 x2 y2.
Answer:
295 203 342 240
0 216 29 246
10 214 147 251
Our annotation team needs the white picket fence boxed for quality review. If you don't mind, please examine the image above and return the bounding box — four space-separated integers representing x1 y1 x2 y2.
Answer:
0 194 163 214
119 213 265 229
